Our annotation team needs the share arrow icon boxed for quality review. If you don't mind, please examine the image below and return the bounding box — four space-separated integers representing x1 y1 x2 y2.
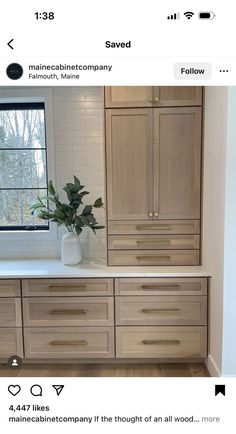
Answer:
52 385 64 396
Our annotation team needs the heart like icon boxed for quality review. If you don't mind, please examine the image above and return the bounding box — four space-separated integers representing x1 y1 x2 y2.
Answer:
8 385 21 396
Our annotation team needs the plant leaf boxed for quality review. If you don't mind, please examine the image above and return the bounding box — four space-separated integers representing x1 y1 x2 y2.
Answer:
82 205 93 216
48 180 56 195
75 225 82 236
93 197 104 208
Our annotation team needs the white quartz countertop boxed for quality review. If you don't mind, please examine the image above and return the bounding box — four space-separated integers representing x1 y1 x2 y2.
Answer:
0 259 211 279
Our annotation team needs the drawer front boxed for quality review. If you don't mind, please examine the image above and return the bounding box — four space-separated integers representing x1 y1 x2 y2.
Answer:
108 220 200 235
108 250 199 266
0 328 23 357
115 278 208 296
24 327 114 358
22 279 113 297
0 298 22 327
108 234 199 250
116 296 207 325
116 326 207 358
0 280 21 297
23 297 114 326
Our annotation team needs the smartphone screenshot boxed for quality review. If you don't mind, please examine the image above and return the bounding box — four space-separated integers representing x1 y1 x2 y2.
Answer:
0 1 235 432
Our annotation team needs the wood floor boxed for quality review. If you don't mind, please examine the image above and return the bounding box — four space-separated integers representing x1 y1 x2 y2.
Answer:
0 363 210 377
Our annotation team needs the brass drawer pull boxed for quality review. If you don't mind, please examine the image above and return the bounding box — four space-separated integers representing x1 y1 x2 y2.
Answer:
50 339 87 346
141 285 180 290
49 309 87 315
141 308 179 313
136 225 171 231
142 340 180 345
136 239 171 244
136 255 171 260
48 285 87 291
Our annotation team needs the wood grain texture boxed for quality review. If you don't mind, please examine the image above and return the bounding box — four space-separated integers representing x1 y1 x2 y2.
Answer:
108 249 199 266
115 277 208 296
108 220 200 234
116 326 207 358
0 362 210 377
105 86 202 108
106 108 153 220
155 87 202 106
0 328 23 357
116 295 207 325
154 107 202 219
108 234 200 250
23 297 114 326
105 86 154 107
0 280 21 297
24 327 114 359
22 279 113 297
0 298 22 327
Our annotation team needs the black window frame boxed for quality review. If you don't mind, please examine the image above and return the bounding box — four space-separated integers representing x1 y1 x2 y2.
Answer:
0 101 49 231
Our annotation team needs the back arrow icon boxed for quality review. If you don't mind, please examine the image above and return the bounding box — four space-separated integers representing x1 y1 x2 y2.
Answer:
8 39 14 49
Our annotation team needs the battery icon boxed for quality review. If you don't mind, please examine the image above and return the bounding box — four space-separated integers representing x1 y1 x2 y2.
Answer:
199 12 215 19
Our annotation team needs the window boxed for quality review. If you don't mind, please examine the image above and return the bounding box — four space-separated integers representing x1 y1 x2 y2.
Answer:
0 102 49 230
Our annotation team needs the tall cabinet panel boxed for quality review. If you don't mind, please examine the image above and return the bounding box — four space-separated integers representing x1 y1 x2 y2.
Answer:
105 87 203 266
154 107 202 219
106 109 153 220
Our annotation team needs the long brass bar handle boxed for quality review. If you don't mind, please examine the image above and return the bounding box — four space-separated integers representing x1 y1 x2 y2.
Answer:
136 225 171 231
50 340 88 346
49 309 87 315
48 285 87 291
141 308 179 313
141 285 180 290
142 340 180 345
136 240 171 244
136 255 171 260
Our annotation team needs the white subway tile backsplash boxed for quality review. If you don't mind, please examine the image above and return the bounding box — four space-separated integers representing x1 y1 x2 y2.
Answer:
0 86 106 261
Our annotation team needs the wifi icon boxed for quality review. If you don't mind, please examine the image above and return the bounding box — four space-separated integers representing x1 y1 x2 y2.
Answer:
184 11 194 19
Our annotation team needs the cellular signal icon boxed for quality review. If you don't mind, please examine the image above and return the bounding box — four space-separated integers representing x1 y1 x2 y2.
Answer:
167 12 180 20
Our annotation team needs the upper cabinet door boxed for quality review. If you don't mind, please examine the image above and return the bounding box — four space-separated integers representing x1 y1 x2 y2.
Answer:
154 87 202 106
105 86 202 108
106 109 153 220
154 107 202 219
105 87 153 107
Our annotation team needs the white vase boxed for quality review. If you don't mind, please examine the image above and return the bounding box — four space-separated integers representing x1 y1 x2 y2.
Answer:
61 232 82 265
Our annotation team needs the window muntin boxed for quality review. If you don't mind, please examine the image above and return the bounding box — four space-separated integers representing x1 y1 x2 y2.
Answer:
0 102 49 230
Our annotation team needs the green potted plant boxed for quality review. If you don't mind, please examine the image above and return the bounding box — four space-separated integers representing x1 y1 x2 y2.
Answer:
31 175 104 265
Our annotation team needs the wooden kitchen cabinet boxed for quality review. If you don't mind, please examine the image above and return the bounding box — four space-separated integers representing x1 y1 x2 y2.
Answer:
0 279 23 359
154 107 202 219
106 107 201 221
106 108 153 220
105 97 202 265
105 86 202 107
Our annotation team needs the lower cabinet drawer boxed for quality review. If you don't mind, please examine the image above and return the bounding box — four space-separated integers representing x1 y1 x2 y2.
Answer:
116 326 207 358
0 298 22 327
108 250 200 266
0 328 23 358
23 297 114 326
116 296 207 326
108 235 200 250
24 327 114 358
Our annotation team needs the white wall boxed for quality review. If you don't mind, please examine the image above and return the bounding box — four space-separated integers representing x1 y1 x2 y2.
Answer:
222 87 236 375
203 87 228 376
204 86 236 377
0 87 106 260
